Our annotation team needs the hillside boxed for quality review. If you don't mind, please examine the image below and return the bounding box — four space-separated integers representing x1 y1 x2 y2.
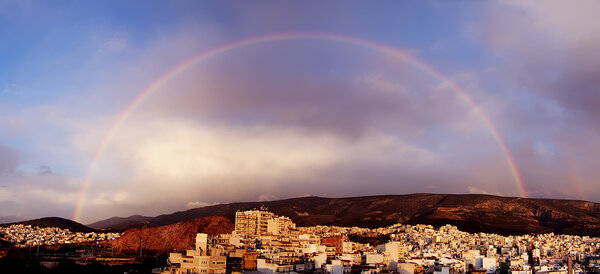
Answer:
91 194 600 236
113 215 233 255
0 217 95 233
87 214 152 230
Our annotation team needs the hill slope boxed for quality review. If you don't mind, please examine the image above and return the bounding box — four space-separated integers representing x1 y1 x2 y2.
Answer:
1 217 95 233
87 215 152 230
113 216 233 255
92 194 600 236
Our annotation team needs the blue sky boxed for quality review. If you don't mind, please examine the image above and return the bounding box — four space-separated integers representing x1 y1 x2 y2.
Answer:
1 0 599 224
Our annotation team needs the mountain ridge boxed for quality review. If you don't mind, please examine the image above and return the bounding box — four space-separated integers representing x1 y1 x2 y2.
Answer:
89 193 600 236
0 217 95 233
87 214 152 230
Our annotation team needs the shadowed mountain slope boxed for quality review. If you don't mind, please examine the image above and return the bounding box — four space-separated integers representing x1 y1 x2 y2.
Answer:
92 194 600 236
87 215 152 230
1 217 95 233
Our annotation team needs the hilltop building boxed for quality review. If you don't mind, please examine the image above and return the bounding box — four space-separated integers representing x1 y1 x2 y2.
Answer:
234 209 295 237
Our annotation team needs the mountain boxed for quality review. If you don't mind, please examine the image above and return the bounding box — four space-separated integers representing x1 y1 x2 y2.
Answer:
0 217 95 233
87 214 152 230
91 194 600 236
113 216 233 255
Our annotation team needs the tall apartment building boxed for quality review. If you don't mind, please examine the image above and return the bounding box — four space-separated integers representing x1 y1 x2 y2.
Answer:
235 209 296 237
235 210 273 237
196 233 208 254
163 233 226 274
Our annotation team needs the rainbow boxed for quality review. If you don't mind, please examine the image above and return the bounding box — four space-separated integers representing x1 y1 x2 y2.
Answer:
73 33 527 222
565 149 584 200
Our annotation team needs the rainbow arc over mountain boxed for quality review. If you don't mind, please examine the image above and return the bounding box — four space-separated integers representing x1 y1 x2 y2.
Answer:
73 33 526 222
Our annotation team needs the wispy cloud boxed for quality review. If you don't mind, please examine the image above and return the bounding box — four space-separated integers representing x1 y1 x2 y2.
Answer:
100 32 128 52
36 165 52 175
0 144 19 174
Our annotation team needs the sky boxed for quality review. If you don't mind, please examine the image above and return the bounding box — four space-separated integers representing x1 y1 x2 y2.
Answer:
1 0 599 224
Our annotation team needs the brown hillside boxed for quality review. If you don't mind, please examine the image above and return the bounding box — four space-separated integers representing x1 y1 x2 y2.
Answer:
113 216 233 255
94 194 600 237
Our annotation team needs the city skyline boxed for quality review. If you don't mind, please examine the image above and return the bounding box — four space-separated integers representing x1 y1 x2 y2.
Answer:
1 1 600 223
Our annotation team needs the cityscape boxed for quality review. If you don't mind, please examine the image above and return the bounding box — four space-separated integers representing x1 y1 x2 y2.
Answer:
163 209 600 274
0 224 119 247
2 208 600 273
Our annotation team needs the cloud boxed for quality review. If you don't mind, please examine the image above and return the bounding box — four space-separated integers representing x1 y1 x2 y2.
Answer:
132 41 473 143
62 25 565 222
36 165 52 175
186 201 218 209
0 172 82 221
2 84 25 97
467 186 501 197
101 33 128 52
481 0 600 128
73 108 528 222
0 144 19 174
0 215 21 224
429 41 444 51
459 0 600 201
258 194 279 202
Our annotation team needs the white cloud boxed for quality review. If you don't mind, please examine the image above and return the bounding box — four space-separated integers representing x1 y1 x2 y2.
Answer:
73 114 442 217
467 186 501 196
258 194 278 202
101 33 128 52
500 0 600 45
186 201 218 209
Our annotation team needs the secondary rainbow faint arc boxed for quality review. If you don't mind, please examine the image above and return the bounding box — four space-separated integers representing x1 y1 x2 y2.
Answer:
73 33 527 222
